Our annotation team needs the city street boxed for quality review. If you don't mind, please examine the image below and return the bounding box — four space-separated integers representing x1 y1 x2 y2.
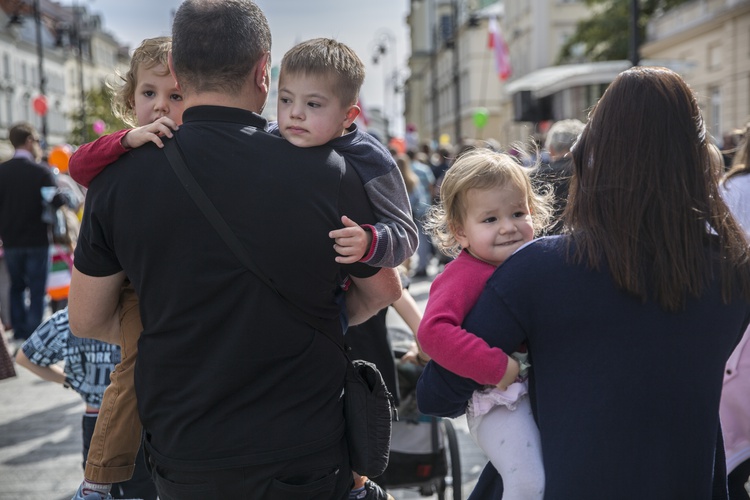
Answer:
0 272 488 500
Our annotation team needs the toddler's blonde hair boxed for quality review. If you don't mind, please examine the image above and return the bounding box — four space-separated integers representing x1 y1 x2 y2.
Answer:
426 147 552 258
110 37 172 127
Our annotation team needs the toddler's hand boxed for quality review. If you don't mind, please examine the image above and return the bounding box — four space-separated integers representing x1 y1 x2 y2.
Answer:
496 356 520 391
329 215 372 264
122 117 179 149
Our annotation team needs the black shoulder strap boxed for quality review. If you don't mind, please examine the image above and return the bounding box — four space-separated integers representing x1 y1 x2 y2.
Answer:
163 139 346 352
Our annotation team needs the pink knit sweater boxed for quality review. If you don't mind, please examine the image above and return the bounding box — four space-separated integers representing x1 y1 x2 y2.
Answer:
417 250 510 385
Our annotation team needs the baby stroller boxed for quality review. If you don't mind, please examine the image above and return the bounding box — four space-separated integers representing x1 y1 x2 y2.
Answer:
377 327 463 500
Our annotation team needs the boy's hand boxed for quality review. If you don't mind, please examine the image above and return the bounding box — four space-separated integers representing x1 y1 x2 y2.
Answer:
121 117 179 149
329 216 372 264
496 356 520 391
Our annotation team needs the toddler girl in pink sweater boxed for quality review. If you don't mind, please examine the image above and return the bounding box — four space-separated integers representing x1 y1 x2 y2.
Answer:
418 148 552 499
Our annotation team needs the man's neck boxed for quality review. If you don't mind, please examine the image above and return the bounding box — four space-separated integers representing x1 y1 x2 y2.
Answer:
13 148 35 161
183 90 262 114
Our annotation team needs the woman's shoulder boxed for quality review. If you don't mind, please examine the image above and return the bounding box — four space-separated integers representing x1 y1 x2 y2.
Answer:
489 236 572 284
507 235 569 264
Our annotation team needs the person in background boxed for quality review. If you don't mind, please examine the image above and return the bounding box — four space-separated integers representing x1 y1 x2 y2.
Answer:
0 123 63 345
533 119 585 235
68 1 400 499
723 128 745 170
430 146 453 197
15 309 156 499
719 123 750 499
0 240 11 332
417 66 750 499
394 154 430 277
407 150 436 278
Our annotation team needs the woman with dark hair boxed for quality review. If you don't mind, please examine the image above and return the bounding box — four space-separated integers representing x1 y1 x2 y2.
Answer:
719 123 750 499
417 67 750 499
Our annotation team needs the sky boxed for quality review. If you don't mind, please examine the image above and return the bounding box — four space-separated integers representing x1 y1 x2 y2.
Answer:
80 0 410 130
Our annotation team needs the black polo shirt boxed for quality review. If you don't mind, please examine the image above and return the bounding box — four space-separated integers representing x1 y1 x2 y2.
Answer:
75 105 378 470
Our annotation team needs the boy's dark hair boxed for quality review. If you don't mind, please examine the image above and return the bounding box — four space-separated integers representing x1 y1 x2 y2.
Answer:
9 122 37 148
172 0 271 95
280 38 365 106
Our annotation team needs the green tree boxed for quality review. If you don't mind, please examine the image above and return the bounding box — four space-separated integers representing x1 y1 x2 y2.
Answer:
557 0 691 64
67 84 129 146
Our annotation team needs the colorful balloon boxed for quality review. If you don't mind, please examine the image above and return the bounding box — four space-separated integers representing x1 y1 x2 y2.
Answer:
473 108 489 129
32 95 48 116
92 119 106 136
48 145 72 173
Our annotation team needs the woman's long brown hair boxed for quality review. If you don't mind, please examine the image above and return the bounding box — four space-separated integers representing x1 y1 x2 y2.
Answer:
566 66 750 311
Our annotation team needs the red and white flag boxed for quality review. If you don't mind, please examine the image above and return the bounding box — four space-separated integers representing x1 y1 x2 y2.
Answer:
488 16 512 81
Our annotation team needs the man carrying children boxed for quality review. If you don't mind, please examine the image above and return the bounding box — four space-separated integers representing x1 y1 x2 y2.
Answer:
68 1 401 499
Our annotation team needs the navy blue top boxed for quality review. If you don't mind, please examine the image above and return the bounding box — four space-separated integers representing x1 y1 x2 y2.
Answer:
418 236 750 499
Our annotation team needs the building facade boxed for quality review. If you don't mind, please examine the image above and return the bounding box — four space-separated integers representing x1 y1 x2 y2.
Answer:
404 0 592 150
641 0 750 141
0 0 129 158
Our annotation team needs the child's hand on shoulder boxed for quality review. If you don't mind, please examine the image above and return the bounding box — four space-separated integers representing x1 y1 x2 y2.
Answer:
329 215 372 264
121 117 179 150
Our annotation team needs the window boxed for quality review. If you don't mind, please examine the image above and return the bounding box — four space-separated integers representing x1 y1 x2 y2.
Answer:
708 44 721 70
2 54 9 80
5 95 12 125
22 94 30 121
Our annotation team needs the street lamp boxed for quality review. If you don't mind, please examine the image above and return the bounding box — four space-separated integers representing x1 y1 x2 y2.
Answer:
32 0 47 145
74 2 88 143
56 1 91 144
448 0 481 146
451 0 461 144
372 29 397 140
8 0 48 145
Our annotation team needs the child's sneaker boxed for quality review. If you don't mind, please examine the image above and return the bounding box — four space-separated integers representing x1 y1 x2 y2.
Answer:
350 479 394 500
71 482 113 500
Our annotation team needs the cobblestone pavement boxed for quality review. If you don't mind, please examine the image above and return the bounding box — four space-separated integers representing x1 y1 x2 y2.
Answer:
0 357 84 500
0 270 487 500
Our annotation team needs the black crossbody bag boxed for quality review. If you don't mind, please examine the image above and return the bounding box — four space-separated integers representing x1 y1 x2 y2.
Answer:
163 139 395 477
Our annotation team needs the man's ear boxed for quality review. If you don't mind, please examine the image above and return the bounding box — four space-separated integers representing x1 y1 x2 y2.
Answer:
167 51 182 91
343 104 360 128
255 51 271 94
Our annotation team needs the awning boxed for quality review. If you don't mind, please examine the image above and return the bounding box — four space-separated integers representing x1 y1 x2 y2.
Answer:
504 59 696 98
